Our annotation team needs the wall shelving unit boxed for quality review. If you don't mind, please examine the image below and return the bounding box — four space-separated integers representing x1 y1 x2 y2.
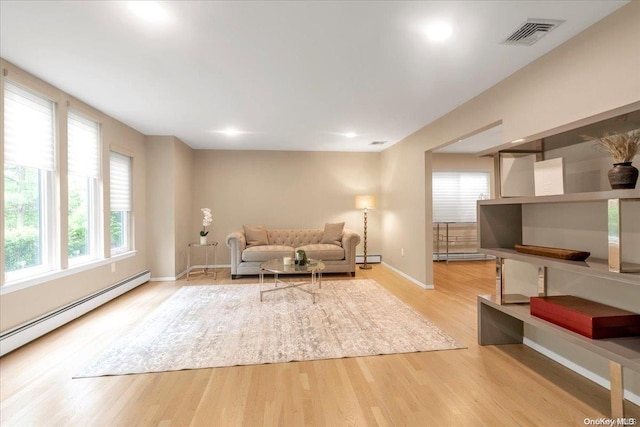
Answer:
477 187 640 417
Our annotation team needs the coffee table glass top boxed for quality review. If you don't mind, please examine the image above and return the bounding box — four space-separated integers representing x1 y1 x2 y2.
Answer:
260 258 325 274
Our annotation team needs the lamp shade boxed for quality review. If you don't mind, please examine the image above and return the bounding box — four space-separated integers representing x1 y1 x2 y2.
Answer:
355 195 377 210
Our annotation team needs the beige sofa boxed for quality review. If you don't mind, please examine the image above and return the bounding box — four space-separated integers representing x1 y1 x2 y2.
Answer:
225 226 361 279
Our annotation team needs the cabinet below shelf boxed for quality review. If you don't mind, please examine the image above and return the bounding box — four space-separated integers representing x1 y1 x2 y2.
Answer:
480 248 640 285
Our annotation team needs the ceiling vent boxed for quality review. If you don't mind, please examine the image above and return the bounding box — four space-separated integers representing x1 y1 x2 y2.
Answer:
370 141 387 145
501 19 564 46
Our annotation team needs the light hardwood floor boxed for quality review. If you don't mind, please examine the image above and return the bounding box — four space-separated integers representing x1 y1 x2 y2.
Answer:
1 262 638 426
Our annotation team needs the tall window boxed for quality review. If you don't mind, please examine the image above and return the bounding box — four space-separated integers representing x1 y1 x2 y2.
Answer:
67 111 101 264
110 152 132 254
432 171 490 222
4 81 56 281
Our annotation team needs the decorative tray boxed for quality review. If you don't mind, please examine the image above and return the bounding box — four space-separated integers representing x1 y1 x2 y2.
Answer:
514 244 590 261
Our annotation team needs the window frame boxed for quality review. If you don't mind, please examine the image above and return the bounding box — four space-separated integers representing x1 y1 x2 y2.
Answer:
432 170 492 223
109 151 133 256
3 80 58 284
67 110 102 266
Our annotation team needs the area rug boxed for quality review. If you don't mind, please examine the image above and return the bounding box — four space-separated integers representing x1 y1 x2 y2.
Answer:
75 279 464 377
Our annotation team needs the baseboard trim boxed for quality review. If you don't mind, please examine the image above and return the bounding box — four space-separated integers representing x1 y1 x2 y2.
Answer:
150 264 231 282
381 262 433 290
523 337 640 406
0 270 150 356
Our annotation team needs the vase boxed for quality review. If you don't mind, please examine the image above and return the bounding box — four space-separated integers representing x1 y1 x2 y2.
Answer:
200 235 207 245
608 162 639 189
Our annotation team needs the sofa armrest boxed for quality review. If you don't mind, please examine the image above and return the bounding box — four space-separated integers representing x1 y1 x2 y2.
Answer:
225 231 246 276
341 229 361 264
226 231 246 249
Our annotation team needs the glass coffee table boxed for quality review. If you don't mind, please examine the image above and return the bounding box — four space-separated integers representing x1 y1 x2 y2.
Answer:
259 258 325 303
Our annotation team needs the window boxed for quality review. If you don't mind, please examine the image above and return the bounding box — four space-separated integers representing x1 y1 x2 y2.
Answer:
110 152 132 255
67 111 101 264
432 171 490 222
4 81 56 282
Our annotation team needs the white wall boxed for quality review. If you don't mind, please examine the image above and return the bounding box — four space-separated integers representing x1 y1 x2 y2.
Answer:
189 150 381 266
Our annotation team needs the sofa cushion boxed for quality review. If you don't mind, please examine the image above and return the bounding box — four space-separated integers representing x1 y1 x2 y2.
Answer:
320 222 344 246
267 229 323 247
297 244 345 261
242 245 294 262
243 224 269 247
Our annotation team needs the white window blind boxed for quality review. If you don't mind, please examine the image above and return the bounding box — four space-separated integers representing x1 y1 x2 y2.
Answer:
110 152 131 211
4 81 56 171
68 111 100 178
432 171 490 222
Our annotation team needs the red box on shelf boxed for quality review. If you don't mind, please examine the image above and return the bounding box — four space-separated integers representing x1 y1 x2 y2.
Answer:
530 296 640 339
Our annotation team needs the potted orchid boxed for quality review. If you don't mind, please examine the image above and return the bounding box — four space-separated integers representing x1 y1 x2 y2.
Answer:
200 208 212 245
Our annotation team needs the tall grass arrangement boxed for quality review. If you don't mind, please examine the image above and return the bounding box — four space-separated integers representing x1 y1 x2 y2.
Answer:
583 130 640 163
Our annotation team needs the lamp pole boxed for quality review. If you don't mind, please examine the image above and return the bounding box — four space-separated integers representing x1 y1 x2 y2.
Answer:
360 207 371 270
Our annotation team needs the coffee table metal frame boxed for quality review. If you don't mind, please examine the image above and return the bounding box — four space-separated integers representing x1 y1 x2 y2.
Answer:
259 258 325 303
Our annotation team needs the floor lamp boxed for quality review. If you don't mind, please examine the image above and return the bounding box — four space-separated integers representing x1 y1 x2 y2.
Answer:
355 195 376 270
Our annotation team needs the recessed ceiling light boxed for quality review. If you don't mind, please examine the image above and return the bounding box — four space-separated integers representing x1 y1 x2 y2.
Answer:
127 1 170 23
221 128 242 137
425 21 453 42
511 138 525 144
344 132 357 138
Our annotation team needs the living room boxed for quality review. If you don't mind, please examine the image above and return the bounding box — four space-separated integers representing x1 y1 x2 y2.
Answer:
1 1 639 425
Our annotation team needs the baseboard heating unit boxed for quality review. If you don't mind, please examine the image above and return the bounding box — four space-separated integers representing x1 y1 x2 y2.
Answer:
356 255 382 264
0 270 150 357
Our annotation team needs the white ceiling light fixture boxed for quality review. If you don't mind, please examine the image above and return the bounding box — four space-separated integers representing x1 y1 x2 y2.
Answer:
344 132 357 138
127 1 170 23
220 128 243 137
425 21 453 42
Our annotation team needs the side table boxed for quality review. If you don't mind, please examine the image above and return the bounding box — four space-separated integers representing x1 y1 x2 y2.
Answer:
187 242 218 280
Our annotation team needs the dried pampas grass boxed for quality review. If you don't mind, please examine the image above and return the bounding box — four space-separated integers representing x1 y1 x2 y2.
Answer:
582 130 640 163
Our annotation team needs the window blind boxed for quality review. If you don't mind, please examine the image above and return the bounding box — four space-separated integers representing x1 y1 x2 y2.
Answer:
432 171 490 222
68 111 100 178
4 81 56 171
110 152 131 211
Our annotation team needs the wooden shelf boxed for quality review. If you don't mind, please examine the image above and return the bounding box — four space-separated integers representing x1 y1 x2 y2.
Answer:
478 295 640 372
478 188 640 206
480 248 640 285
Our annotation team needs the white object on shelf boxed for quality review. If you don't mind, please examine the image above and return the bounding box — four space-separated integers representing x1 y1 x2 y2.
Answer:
534 157 565 196
501 154 536 197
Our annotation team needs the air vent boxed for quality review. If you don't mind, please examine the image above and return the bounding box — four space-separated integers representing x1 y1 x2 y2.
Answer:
370 141 387 145
501 19 564 46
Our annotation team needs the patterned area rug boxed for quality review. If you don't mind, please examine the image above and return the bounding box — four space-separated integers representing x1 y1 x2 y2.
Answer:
76 279 464 377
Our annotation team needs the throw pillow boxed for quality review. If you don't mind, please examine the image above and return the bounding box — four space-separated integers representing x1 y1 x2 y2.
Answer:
321 222 344 246
243 224 269 247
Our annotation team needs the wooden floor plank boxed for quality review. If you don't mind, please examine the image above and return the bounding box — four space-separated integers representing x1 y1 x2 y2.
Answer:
1 261 639 426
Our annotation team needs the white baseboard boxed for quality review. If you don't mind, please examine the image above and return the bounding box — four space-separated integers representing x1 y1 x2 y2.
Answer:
150 264 231 282
0 271 151 356
381 262 433 289
523 337 640 406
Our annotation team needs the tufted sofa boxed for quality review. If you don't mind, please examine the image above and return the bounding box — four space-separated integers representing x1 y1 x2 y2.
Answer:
225 227 361 279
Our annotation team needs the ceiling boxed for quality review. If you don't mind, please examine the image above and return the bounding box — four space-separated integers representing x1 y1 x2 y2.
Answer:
433 124 503 154
0 1 628 152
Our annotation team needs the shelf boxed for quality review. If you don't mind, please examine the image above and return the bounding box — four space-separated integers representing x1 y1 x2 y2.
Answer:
478 294 640 371
480 248 640 285
478 188 640 206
